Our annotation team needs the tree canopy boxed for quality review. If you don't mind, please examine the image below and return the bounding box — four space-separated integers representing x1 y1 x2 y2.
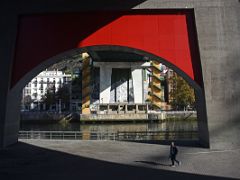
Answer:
41 84 70 111
169 74 195 110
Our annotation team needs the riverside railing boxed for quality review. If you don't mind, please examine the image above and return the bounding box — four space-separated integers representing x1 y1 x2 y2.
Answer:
19 130 198 141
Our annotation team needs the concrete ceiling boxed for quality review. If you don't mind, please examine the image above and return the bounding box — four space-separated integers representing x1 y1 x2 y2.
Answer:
89 51 148 62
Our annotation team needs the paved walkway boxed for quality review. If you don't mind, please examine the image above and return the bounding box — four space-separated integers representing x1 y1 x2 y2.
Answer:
0 140 239 179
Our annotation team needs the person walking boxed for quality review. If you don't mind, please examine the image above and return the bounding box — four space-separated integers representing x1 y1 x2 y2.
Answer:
169 142 181 167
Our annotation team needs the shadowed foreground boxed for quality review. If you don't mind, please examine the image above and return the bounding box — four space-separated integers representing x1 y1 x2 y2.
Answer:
0 140 239 180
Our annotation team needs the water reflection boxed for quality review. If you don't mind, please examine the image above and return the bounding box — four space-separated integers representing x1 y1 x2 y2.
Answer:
20 118 198 132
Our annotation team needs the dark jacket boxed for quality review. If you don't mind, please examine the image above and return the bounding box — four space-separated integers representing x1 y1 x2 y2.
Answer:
170 145 178 157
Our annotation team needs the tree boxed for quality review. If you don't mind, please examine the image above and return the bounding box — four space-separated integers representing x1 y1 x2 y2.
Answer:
71 76 82 100
41 84 56 110
42 88 56 109
56 84 70 111
22 95 33 109
169 74 195 110
41 83 70 111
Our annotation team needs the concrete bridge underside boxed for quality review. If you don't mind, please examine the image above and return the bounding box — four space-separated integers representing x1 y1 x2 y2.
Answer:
1 0 240 149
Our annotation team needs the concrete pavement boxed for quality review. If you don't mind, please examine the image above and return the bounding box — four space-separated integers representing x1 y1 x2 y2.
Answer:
0 140 239 179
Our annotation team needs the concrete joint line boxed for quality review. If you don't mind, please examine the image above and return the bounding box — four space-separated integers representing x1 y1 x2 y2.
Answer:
184 149 240 155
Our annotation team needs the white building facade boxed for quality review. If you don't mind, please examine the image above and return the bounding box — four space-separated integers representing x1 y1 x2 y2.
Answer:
92 61 169 105
22 70 71 111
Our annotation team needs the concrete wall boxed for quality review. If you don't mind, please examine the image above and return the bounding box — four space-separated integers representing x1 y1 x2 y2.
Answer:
195 4 240 149
0 0 240 149
95 62 145 103
0 14 19 148
132 68 143 103
99 65 112 103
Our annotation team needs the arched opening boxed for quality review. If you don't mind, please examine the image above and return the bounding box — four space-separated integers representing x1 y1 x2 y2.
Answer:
14 45 208 147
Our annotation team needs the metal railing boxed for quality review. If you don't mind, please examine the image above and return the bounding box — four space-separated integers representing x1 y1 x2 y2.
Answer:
19 130 198 141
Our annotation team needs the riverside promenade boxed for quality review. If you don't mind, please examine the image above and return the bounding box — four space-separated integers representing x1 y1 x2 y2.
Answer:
0 140 239 180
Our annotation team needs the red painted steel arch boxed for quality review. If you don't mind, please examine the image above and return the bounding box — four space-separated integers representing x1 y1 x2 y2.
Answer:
12 10 202 88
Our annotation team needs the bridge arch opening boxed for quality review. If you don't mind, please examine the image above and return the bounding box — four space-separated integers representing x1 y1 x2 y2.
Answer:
13 45 209 147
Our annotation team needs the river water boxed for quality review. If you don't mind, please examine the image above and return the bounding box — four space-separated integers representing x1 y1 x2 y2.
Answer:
19 118 198 140
20 118 198 132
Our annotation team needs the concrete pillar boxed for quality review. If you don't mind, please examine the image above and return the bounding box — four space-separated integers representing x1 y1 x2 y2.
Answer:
4 89 22 147
107 104 110 114
195 5 240 149
136 104 139 113
117 104 120 114
0 14 19 148
125 104 128 113
81 52 91 114
100 66 112 103
131 68 143 103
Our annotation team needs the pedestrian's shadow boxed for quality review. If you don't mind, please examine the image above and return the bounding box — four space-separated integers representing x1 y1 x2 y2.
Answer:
135 161 171 167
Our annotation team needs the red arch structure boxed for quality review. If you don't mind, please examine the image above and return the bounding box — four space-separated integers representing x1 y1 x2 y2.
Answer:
12 10 202 88
2 9 209 149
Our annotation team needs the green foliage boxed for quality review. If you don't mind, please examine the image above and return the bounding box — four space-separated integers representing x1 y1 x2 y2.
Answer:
169 74 195 110
56 85 70 107
41 84 70 111
41 87 56 109
71 76 82 100
48 58 82 72
22 95 33 106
